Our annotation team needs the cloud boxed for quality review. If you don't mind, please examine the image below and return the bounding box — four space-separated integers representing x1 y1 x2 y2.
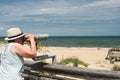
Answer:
80 0 120 8
0 27 3 30
64 0 120 20
0 0 119 21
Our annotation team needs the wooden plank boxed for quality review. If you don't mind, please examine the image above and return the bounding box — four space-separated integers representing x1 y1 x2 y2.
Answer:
109 55 120 58
24 60 120 79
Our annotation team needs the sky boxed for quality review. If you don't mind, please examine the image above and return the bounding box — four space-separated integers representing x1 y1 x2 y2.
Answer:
0 0 120 36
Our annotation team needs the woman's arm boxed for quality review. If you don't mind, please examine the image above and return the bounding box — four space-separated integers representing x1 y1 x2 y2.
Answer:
12 34 37 58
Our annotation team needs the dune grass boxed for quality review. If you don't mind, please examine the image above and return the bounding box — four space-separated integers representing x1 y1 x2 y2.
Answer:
112 64 120 71
58 57 89 67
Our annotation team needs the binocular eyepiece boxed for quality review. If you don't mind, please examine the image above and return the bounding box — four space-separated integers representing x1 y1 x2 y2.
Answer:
24 34 49 42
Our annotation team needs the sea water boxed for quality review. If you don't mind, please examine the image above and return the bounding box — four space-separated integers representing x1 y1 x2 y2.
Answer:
40 36 120 47
1 36 120 47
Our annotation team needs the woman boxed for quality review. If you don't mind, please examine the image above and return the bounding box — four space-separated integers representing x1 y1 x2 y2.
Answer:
0 27 37 80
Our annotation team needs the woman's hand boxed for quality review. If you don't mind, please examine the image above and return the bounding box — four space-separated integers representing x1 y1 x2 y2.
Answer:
13 34 37 58
25 34 35 42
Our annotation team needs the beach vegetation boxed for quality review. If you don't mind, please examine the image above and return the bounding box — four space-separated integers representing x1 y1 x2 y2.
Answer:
39 60 46 63
112 64 120 71
0 40 7 44
58 57 89 67
110 60 115 64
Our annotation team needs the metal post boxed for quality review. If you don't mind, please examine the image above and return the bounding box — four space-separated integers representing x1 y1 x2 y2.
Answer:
52 55 56 64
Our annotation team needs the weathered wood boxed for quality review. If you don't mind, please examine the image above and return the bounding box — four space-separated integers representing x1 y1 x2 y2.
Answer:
105 48 120 61
23 60 120 79
109 55 120 58
23 70 75 80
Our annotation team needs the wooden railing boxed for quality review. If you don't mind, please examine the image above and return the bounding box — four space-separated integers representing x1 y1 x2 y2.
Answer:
22 60 120 80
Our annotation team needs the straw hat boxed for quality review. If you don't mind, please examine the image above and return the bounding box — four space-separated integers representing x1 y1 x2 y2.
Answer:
5 27 25 41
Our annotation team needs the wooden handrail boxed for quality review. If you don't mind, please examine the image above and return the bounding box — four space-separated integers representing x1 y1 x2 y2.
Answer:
23 60 120 80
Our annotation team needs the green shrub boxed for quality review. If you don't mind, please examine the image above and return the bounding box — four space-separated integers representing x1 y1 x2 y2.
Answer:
58 57 89 67
112 64 120 71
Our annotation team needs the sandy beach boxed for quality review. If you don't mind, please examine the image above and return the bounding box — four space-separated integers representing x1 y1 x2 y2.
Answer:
33 46 113 70
0 43 115 70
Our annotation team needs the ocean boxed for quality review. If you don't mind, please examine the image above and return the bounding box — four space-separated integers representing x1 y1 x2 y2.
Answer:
40 36 120 47
1 36 120 47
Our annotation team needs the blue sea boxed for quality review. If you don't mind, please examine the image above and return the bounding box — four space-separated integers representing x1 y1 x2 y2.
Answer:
1 36 120 47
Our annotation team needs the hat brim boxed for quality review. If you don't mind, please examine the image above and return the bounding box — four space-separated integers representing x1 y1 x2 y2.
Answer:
5 34 25 41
